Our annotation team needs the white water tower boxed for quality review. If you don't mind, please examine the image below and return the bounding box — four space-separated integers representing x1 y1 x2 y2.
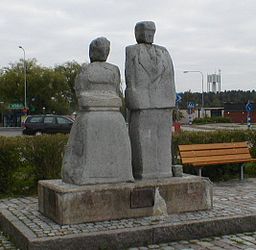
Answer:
207 70 221 93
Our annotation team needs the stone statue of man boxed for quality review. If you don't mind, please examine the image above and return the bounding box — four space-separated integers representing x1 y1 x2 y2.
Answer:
62 37 134 185
125 21 176 179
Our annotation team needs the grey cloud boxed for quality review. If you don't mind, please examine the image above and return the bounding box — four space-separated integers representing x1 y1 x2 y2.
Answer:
0 0 255 92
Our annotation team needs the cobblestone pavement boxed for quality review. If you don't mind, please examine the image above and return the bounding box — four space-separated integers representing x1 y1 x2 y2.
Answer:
128 232 256 249
1 178 256 249
0 231 18 249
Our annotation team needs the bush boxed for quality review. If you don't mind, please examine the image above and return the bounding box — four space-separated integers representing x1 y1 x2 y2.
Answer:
172 130 256 181
192 116 231 124
0 134 68 197
1 130 256 197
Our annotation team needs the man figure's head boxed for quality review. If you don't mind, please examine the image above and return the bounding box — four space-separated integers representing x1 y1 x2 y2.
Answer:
135 21 156 44
89 37 110 62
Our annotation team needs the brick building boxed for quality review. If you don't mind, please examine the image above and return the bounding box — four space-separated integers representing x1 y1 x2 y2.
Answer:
224 103 255 123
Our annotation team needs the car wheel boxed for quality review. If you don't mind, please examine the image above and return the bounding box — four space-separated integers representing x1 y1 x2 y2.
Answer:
35 131 42 136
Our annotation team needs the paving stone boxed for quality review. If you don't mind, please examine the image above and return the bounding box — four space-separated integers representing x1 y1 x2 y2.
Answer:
158 243 169 247
3 179 256 249
196 240 215 247
210 247 228 250
159 247 174 250
240 236 256 244
148 244 160 249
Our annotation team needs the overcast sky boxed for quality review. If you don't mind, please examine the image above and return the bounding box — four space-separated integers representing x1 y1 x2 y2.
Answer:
0 0 255 92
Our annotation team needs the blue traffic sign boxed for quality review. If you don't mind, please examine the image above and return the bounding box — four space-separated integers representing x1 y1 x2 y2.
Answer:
187 102 195 109
176 94 182 103
246 102 253 112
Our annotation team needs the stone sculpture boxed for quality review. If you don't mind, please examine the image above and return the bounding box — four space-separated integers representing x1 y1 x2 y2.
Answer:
38 32 212 227
62 37 134 185
125 21 176 179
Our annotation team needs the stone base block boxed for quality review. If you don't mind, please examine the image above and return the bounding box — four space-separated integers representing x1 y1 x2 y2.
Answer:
38 175 212 225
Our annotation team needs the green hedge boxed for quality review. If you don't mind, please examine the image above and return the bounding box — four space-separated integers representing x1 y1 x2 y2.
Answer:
0 134 68 198
192 116 232 124
1 130 256 197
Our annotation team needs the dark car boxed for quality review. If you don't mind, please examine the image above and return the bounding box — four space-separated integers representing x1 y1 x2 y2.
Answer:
22 115 74 135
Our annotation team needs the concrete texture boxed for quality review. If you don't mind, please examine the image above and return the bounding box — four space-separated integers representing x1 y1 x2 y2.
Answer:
89 37 110 62
125 43 176 110
125 21 176 180
38 176 212 224
135 21 156 44
75 62 122 109
0 231 17 249
2 178 256 250
62 111 133 185
172 165 183 177
130 232 256 249
129 110 173 179
62 37 133 185
125 21 176 110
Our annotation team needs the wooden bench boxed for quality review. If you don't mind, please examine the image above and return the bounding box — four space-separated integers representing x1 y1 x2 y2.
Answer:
178 141 256 180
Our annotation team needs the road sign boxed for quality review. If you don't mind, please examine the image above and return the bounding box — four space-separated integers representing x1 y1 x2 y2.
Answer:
9 103 24 110
176 94 182 103
246 102 253 113
187 102 195 109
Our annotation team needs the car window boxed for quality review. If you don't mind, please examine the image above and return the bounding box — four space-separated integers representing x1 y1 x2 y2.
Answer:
57 117 72 124
28 117 43 123
44 117 55 124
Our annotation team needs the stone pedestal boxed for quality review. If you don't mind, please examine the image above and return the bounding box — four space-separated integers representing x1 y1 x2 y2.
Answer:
38 175 212 225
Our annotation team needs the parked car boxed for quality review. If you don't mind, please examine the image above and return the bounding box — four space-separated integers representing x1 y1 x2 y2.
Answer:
22 115 74 135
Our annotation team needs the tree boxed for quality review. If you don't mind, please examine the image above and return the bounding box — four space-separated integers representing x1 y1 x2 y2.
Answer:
178 90 256 109
0 59 83 115
55 61 83 112
0 59 25 105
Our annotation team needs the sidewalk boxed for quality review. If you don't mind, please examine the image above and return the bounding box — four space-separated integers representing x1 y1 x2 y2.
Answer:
129 232 256 249
1 178 256 249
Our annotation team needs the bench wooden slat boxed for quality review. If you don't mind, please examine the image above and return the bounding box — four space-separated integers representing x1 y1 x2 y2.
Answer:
180 148 250 158
181 153 253 165
179 142 248 152
178 141 255 180
192 158 256 167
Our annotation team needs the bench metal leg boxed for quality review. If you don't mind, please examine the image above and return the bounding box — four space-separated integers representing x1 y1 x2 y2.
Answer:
198 168 202 177
240 164 245 181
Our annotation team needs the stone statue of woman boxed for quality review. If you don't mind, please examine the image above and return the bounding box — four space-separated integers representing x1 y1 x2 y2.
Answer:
62 37 134 185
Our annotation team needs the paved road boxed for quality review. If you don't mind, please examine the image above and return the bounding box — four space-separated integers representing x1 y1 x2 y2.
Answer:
0 123 253 136
181 123 254 132
0 128 22 137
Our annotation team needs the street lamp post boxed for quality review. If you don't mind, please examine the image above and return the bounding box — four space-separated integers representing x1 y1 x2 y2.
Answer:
0 101 4 127
18 46 27 109
183 70 204 118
